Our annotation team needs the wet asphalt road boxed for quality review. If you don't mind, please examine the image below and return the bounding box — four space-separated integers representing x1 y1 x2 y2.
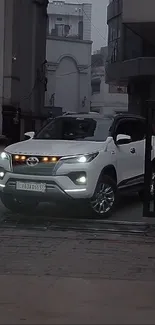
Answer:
1 227 155 324
0 191 155 323
0 193 148 231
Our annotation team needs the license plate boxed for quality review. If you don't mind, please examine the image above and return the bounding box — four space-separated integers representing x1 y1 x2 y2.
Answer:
16 181 46 193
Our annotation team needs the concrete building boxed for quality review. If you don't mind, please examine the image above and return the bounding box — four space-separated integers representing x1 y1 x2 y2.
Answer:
1 0 48 143
91 47 128 114
0 0 5 137
106 0 155 116
45 0 92 114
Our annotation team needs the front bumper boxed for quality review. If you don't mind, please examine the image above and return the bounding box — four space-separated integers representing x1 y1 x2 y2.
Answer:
0 172 93 201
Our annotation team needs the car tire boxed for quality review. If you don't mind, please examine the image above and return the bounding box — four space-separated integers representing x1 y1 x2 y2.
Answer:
138 169 155 202
0 193 38 214
89 175 117 219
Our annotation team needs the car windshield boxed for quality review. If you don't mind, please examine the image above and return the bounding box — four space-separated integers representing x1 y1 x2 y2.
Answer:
34 117 112 142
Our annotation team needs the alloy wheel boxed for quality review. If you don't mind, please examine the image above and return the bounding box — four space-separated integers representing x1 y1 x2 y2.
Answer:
91 183 115 215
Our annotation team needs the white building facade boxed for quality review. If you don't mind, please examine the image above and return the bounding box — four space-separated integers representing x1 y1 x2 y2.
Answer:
91 48 128 115
45 1 92 114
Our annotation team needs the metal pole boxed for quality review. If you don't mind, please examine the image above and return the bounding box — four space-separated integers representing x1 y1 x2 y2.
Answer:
143 103 152 217
153 108 155 215
153 172 155 214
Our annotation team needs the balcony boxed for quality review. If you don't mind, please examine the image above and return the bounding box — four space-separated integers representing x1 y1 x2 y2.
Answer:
122 0 155 23
106 0 155 84
106 57 155 85
47 15 84 40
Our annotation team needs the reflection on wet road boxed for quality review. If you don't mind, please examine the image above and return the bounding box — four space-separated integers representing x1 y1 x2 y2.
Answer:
0 193 151 234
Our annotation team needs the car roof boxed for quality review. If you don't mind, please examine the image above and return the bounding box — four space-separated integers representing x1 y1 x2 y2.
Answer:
113 113 145 120
61 112 113 120
60 112 145 121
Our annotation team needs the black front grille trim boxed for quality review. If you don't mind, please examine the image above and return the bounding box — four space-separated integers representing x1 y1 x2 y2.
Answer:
6 178 56 185
11 155 60 176
12 165 56 176
12 155 61 167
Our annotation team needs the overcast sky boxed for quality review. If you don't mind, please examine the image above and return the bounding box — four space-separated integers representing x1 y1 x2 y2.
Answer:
66 0 109 51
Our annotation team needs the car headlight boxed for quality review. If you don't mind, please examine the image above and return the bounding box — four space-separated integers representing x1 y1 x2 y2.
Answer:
60 152 99 164
0 167 5 179
0 152 10 160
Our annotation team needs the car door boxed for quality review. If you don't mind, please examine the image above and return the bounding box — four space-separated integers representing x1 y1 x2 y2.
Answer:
128 118 146 178
113 118 145 185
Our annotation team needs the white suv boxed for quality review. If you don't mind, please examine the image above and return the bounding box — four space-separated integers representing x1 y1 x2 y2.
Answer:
0 113 154 218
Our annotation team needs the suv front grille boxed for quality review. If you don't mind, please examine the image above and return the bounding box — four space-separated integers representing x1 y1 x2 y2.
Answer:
11 155 61 176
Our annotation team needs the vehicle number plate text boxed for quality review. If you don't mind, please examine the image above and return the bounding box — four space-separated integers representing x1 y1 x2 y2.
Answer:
16 181 46 193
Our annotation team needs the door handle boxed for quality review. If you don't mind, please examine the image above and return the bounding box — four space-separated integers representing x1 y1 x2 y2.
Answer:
130 147 136 154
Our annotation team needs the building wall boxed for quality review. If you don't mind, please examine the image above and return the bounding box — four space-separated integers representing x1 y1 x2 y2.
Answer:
55 56 79 112
47 1 91 41
0 0 5 135
107 0 155 80
91 66 128 115
91 47 128 114
106 0 155 117
2 0 48 140
3 0 14 106
82 3 92 41
45 37 92 113
122 0 155 23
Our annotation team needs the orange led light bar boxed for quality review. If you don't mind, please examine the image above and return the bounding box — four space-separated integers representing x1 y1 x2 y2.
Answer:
42 156 58 163
51 157 57 162
13 155 60 163
21 156 26 160
14 155 26 160
42 157 48 162
14 155 20 160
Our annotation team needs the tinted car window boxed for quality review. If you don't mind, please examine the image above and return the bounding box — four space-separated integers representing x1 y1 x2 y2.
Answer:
34 117 112 142
116 119 146 142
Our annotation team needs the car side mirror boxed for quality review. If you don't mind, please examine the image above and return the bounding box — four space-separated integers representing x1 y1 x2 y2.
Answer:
116 134 131 145
24 131 35 139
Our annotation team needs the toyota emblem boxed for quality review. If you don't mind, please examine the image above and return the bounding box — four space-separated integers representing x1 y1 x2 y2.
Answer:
26 156 39 166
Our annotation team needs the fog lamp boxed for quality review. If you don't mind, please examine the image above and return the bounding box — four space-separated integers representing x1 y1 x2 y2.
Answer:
76 176 87 184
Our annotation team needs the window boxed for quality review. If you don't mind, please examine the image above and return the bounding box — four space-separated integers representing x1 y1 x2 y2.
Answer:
91 79 101 94
115 119 146 142
34 117 112 142
124 27 142 60
78 21 83 39
124 25 155 60
108 17 118 42
109 84 127 93
108 15 121 63
52 24 71 37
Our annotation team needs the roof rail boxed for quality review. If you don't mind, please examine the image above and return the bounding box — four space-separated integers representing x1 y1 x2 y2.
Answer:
63 112 77 115
63 111 100 116
88 111 100 114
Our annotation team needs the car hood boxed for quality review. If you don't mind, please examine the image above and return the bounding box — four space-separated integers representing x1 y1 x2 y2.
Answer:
5 139 106 156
